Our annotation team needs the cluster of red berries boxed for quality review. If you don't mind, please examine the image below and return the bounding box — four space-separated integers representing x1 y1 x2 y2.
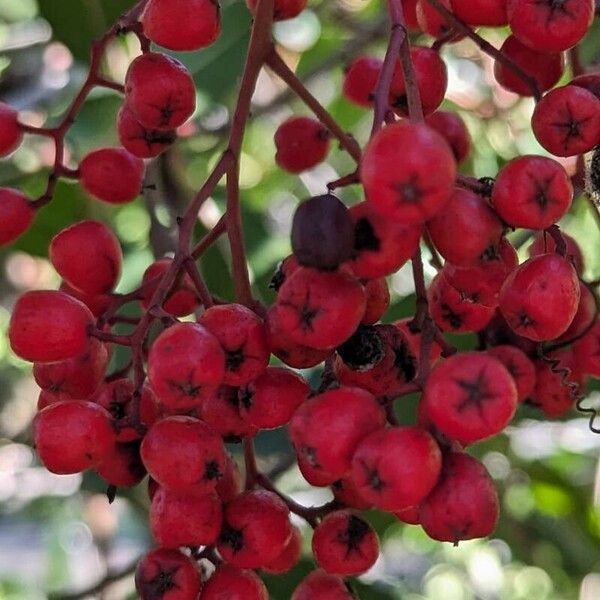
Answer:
1 0 599 598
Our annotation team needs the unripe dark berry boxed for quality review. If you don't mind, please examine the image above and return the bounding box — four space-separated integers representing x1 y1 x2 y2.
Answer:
274 116 331 173
0 188 35 247
0 103 23 157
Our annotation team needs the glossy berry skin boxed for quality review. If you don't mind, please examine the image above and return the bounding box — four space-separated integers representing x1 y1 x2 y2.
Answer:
507 0 594 52
96 441 146 487
427 188 504 266
362 278 390 325
202 567 268 600
200 385 258 441
292 570 355 600
421 352 518 445
142 0 221 51
50 221 122 295
263 525 303 574
425 111 471 164
558 281 597 342
117 105 176 159
390 47 448 116
351 426 442 512
494 36 564 97
239 366 309 430
312 511 379 576
499 254 580 342
348 201 422 279
148 322 225 410
275 117 331 173
125 53 196 130
0 188 35 247
529 231 584 274
420 451 499 544
247 0 307 20
492 155 573 230
150 487 222 548
450 0 508 26
290 387 385 483
276 266 366 350
141 416 226 491
34 401 115 474
33 338 109 400
532 86 600 157
199 303 269 386
218 490 292 569
10 291 94 363
0 103 22 156
361 121 457 224
298 453 338 487
79 148 145 204
136 548 202 600
574 320 600 378
343 56 383 107
487 345 536 403
394 317 443 369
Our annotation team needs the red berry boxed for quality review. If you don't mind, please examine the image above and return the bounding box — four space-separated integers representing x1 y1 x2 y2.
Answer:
416 0 462 39
361 121 457 224
80 147 145 204
332 477 372 510
290 387 385 483
528 231 584 274
96 441 146 488
350 426 442 511
125 53 196 130
201 565 268 600
142 0 221 51
148 322 225 410
60 281 112 317
117 104 176 159
394 317 443 368
342 56 383 107
199 303 269 386
246 0 307 20
487 345 537 402
420 451 499 544
9 290 94 362
200 385 258 441
570 73 600 100
499 254 580 341
263 525 303 574
425 111 471 164
136 548 202 600
270 254 300 291
34 401 115 474
216 452 242 503
394 506 421 525
491 155 573 229
217 490 292 569
312 511 379 576
402 0 421 30
362 278 390 325
557 280 596 342
0 103 23 157
37 389 74 410
494 35 564 97
427 188 504 266
507 0 594 52
274 117 331 173
150 487 222 548
292 570 355 600
574 320 600 378
0 188 35 247
450 0 508 25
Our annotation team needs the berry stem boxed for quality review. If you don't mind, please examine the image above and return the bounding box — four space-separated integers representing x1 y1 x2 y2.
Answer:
183 258 214 308
243 437 259 490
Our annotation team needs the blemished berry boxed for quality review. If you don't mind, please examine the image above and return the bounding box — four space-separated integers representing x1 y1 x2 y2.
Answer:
49 221 122 295
574 320 600 378
499 254 580 341
140 258 199 316
390 47 448 117
9 290 94 363
136 548 201 600
199 303 269 386
558 281 597 342
528 231 585 274
570 73 600 100
34 401 115 474
216 452 242 503
141 416 226 491
201 565 268 600
0 188 35 247
274 117 331 173
361 121 457 224
290 387 385 483
425 111 471 165
312 511 379 576
270 254 300 291
142 0 221 51
217 490 292 569
394 506 421 525
332 477 373 510
491 155 573 230
450 0 508 26
263 525 303 574
350 426 442 512
394 317 443 369
60 281 112 317
276 266 366 350
507 0 594 53
96 441 146 488
292 570 355 600
416 0 462 40
147 322 225 410
33 337 109 400
0 103 23 157
342 56 383 107
79 147 145 204
292 194 354 271
348 201 422 279
200 385 258 441
125 52 196 130
494 35 564 97
150 487 222 548
532 86 600 157
421 352 518 445
427 188 504 266
361 278 391 325
239 366 310 430
419 451 499 544
117 105 176 159
487 345 537 402
247 0 307 20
